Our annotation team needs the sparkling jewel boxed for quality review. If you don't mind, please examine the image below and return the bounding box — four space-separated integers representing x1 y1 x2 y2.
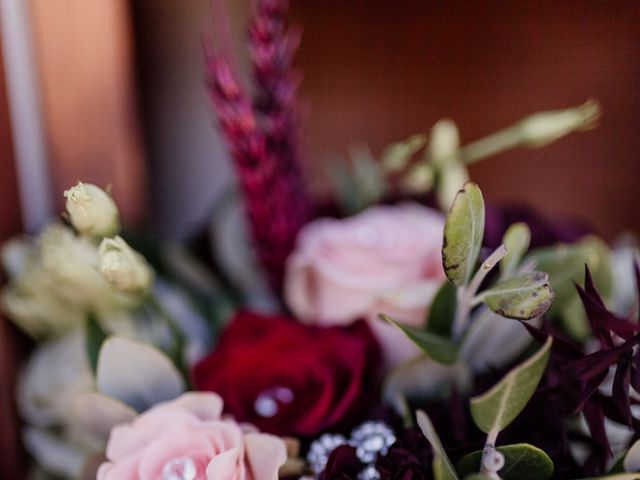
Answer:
307 433 348 475
350 421 396 464
162 456 197 480
254 386 294 418
358 464 381 480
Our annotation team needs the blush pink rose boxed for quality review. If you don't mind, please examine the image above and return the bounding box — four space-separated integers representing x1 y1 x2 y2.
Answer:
284 203 446 368
97 392 286 480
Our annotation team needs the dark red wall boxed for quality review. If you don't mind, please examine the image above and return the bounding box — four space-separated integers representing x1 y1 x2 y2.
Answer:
291 1 640 239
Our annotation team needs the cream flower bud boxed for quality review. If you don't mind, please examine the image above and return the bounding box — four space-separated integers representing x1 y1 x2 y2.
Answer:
519 98 601 148
428 119 469 210
99 236 153 295
64 182 119 237
429 119 460 166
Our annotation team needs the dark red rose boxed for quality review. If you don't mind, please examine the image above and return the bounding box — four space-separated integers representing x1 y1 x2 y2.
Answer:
192 311 381 437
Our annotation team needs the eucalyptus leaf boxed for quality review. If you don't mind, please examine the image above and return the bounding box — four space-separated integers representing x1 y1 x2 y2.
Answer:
526 236 611 309
470 336 552 434
526 236 610 340
500 223 531 278
427 281 458 337
442 182 485 286
456 443 554 480
416 410 459 480
86 313 107 373
380 314 458 364
481 272 554 320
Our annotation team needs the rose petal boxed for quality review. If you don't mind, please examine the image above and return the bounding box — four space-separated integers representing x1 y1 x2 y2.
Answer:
243 432 287 480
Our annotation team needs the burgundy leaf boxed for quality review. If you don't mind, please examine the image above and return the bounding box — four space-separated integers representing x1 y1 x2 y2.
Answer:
612 351 633 426
583 396 611 454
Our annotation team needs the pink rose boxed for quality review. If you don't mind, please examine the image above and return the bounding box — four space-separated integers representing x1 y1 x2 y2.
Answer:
97 392 286 480
284 203 446 368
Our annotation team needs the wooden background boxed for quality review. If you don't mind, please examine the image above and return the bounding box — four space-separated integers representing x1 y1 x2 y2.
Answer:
291 1 640 239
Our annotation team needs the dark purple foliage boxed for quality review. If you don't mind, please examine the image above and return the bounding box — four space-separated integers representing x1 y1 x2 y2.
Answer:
484 204 591 249
320 445 362 480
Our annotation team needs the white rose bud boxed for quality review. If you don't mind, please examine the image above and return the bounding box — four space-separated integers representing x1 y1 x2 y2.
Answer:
64 182 119 237
99 236 153 295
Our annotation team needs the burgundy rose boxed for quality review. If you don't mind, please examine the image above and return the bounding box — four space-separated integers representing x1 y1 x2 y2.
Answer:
192 311 381 437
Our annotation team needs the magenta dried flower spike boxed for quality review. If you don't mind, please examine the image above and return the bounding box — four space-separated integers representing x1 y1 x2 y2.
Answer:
206 0 312 293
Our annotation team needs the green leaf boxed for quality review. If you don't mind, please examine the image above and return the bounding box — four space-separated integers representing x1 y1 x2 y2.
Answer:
381 314 458 364
481 272 554 320
500 223 531 278
442 182 485 286
525 236 611 309
470 336 552 434
416 410 459 480
427 281 458 337
381 133 427 172
456 443 554 480
525 236 611 340
86 313 107 373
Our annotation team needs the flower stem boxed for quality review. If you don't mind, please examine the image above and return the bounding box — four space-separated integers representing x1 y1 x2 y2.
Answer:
147 294 191 387
452 245 508 340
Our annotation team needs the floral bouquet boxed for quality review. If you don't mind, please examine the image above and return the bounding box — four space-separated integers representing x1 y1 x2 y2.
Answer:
3 1 639 480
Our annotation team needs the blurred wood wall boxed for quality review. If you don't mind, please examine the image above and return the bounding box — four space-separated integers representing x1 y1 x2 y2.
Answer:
291 1 640 239
29 0 148 223
0 32 28 480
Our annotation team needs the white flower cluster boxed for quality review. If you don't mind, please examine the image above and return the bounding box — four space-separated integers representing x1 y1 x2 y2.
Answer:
1 183 153 338
1 183 156 478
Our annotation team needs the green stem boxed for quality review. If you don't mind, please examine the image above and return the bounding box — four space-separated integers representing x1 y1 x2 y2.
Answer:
461 127 522 166
452 245 508 340
147 294 191 387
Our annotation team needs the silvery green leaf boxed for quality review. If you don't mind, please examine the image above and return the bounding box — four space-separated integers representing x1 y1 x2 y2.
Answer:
96 336 185 411
526 236 611 305
526 236 610 339
442 182 485 286
481 272 554 320
470 336 552 434
380 314 458 364
416 410 459 480
456 443 554 480
500 223 531 278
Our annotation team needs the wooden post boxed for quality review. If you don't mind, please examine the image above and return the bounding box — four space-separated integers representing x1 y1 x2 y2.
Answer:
0 30 28 480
